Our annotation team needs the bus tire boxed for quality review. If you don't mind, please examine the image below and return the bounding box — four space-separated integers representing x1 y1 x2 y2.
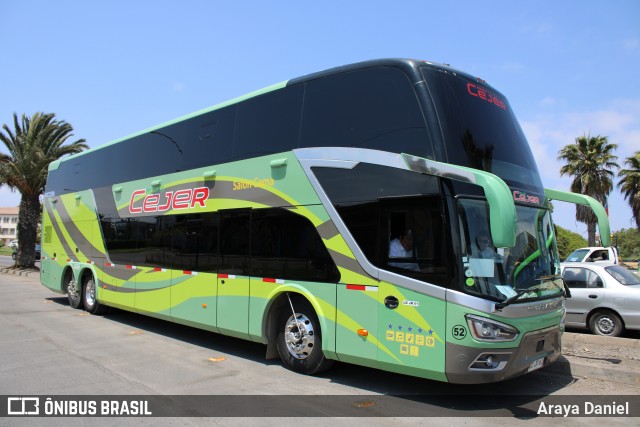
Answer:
276 298 333 375
83 276 106 314
64 270 82 309
589 310 623 337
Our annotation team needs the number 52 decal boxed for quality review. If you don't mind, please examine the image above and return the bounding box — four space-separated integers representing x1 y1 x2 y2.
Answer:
452 325 467 340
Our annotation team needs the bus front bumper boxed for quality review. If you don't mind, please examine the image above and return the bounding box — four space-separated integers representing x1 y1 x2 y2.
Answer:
445 325 561 384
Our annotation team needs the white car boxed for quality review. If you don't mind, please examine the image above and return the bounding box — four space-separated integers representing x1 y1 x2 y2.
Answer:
561 262 640 337
8 240 18 249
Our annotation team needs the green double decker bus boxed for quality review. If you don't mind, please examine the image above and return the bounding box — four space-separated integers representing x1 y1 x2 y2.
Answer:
40 59 609 383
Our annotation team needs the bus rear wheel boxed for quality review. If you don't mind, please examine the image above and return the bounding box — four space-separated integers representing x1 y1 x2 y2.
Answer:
276 298 333 375
83 277 106 314
64 271 82 309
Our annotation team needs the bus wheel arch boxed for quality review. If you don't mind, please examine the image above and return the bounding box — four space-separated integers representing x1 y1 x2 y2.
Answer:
62 266 82 309
271 292 334 375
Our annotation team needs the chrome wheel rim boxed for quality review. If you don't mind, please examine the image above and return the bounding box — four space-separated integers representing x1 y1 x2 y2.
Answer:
596 315 615 335
67 278 78 300
85 280 96 306
284 313 315 359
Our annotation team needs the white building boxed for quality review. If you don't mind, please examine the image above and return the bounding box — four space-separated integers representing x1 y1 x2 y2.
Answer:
0 207 19 245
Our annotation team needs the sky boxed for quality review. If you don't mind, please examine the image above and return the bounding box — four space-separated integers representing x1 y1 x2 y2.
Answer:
1 1 639 240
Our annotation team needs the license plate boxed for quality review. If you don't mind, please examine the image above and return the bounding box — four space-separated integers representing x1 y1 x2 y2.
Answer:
528 358 544 372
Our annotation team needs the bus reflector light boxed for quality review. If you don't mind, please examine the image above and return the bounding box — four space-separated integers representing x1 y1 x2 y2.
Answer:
357 329 368 337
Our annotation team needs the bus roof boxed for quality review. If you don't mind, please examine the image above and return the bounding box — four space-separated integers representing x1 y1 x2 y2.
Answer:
49 58 482 171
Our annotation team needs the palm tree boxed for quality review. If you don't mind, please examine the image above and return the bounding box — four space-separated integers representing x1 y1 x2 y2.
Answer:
618 151 640 230
558 134 619 246
0 112 87 268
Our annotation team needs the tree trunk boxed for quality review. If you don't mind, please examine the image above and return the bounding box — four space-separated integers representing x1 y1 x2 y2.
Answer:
16 193 40 269
587 222 596 247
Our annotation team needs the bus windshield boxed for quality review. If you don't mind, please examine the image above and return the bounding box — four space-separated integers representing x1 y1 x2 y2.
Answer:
422 66 544 195
457 199 563 303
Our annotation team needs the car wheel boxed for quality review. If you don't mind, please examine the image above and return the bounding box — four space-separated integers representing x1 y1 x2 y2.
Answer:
64 270 82 309
589 310 623 337
83 277 106 314
276 297 333 375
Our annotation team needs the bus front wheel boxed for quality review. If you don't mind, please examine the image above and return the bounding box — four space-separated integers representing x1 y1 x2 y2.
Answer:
276 298 333 375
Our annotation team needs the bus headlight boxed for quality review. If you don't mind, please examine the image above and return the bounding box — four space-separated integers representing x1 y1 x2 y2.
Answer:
465 314 519 342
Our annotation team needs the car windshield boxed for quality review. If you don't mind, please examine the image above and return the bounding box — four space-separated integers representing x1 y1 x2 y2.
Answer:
457 199 564 303
605 266 640 285
564 249 590 262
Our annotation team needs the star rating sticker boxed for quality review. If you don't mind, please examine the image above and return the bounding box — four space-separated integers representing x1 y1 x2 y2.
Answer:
427 329 433 335
398 325 403 331
417 328 423 334
387 323 393 330
408 326 413 332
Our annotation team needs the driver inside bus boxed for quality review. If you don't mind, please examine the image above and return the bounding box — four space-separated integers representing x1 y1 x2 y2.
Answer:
389 230 420 271
474 231 502 260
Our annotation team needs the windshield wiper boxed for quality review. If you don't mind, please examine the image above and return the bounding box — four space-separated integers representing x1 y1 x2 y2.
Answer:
495 285 554 310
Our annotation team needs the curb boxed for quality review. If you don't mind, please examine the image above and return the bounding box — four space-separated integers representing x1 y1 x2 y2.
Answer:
0 267 39 278
547 330 640 386
564 331 640 349
545 355 640 386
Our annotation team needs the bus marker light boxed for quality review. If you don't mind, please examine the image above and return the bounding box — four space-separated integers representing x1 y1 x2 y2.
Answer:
202 304 207 308
357 329 369 337
346 284 378 292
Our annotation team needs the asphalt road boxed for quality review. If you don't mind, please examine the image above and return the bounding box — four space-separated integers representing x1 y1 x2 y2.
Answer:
1 273 638 425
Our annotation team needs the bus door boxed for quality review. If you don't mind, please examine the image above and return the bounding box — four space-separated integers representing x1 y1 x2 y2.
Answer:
131 217 171 318
168 217 219 331
333 201 379 363
336 283 378 363
216 210 251 339
376 200 447 379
